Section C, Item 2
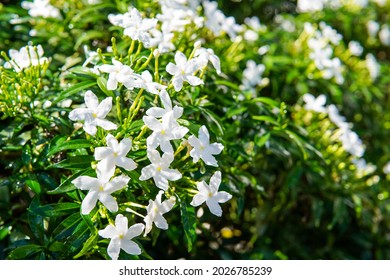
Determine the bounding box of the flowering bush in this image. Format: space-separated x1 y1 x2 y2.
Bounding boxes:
0 0 389 260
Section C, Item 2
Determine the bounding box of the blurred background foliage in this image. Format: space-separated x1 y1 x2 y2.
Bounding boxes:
0 0 390 260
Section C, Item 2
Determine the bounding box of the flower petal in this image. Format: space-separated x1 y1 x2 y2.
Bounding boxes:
98 224 116 239
166 62 179 75
175 51 187 66
154 213 168 230
96 97 113 118
198 126 210 145
72 176 100 191
69 108 91 121
81 191 99 214
118 138 132 155
161 169 182 181
106 74 118 91
94 147 113 161
209 171 222 192
143 116 162 131
190 193 207 207
99 194 118 212
185 75 203 87
84 90 99 110
214 191 232 203
95 119 118 131
126 223 145 239
153 174 169 190
107 237 121 260
116 157 137 171
105 175 130 193
83 121 97 136
105 134 118 150
200 152 218 167
139 165 155 181
206 197 223 217
115 214 128 233
121 240 142 255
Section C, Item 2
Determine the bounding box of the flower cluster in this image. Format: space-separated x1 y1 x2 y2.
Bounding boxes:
3 45 49 72
305 22 344 85
66 5 232 260
303 93 375 174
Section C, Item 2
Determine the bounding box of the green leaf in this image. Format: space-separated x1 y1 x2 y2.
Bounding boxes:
51 212 83 240
25 175 42 195
28 197 45 241
28 202 80 217
254 132 271 148
0 226 11 241
6 245 42 260
180 200 197 252
47 168 95 195
48 155 94 170
73 231 98 259
48 139 92 157
97 77 115 98
55 81 96 103
252 115 279 126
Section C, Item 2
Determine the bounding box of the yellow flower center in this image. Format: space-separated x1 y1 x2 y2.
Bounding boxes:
157 166 162 172
99 185 104 192
92 112 97 118
119 234 124 240
160 130 166 135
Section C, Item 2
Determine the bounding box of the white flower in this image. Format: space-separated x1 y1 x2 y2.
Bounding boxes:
379 24 390 46
98 214 144 260
72 172 130 215
69 90 117 136
188 125 224 167
166 51 203 92
297 0 324 13
339 129 365 158
99 59 142 91
145 89 183 119
94 134 137 178
108 8 158 47
4 45 49 72
194 47 221 75
303 93 327 113
366 53 380 81
143 191 176 236
139 70 167 95
242 60 266 89
327 104 348 130
322 57 344 85
21 0 62 19
190 171 232 217
348 41 363 56
367 20 380 38
143 111 188 154
139 149 182 191
383 162 390 174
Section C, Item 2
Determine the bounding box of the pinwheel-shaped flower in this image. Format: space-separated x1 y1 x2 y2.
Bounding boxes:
72 171 130 215
188 125 224 167
143 111 188 154
145 89 183 119
98 214 144 260
99 59 142 90
94 134 137 178
69 90 117 136
190 171 232 217
143 191 176 236
139 149 182 190
166 51 203 92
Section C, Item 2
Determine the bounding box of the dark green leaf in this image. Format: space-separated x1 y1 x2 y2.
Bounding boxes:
55 81 96 103
73 231 98 259
48 139 92 157
48 155 94 170
47 168 95 194
180 200 197 252
28 202 80 217
6 245 42 260
25 175 42 195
